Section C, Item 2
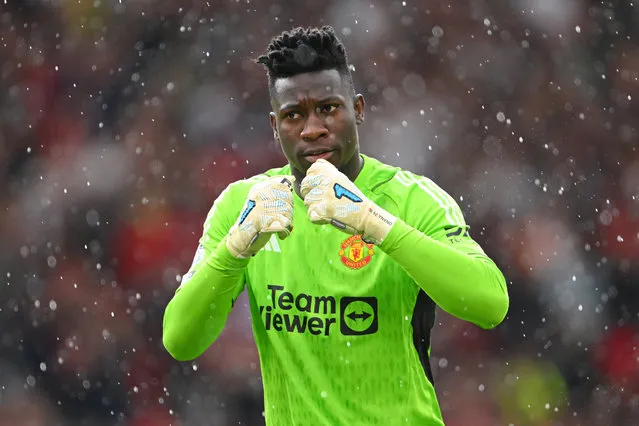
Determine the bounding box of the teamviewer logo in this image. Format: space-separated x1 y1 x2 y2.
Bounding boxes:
340 297 378 335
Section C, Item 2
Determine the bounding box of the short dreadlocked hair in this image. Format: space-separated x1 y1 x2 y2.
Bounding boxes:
256 26 355 96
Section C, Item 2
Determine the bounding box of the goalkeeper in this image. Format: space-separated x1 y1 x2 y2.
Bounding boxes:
163 26 509 426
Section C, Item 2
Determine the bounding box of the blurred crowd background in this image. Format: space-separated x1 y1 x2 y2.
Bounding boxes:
1 0 638 425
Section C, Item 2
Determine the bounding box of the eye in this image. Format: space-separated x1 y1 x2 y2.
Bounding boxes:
319 104 338 114
285 111 301 120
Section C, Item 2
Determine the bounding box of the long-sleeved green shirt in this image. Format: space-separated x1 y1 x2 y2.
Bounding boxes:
163 154 509 426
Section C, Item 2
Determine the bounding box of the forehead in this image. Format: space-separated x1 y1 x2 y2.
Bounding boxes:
272 69 348 104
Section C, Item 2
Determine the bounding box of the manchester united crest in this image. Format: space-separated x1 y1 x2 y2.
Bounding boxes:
339 235 375 269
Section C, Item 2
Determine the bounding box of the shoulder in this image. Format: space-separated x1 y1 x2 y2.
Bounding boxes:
366 155 444 205
370 158 465 227
389 169 452 204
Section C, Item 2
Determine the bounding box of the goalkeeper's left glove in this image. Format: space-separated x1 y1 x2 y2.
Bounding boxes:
300 159 397 245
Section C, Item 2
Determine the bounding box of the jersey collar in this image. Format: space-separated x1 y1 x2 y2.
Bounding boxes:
353 153 375 191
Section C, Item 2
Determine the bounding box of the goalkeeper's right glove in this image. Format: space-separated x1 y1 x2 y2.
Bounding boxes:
225 176 295 258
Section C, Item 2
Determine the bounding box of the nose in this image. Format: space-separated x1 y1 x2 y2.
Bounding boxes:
300 113 328 142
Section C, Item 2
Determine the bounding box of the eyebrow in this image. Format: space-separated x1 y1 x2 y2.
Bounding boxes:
279 95 345 112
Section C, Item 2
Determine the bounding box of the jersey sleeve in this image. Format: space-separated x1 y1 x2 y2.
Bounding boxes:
180 184 247 299
379 171 509 329
162 182 251 361
387 172 473 251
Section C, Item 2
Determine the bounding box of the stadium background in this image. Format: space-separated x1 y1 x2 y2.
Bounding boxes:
1 0 638 425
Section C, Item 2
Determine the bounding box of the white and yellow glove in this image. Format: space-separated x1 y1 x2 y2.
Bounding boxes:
300 159 397 245
226 176 295 258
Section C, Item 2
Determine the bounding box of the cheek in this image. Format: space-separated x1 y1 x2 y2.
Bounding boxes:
336 116 357 140
277 131 299 156
277 127 295 147
280 121 302 137
278 137 293 152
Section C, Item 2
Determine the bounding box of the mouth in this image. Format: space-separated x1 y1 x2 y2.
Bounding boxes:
302 149 336 163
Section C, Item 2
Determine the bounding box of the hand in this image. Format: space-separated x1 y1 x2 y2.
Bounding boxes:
226 176 295 258
300 159 396 245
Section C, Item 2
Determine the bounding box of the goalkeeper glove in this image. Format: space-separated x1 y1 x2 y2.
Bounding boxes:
226 176 295 258
300 159 397 245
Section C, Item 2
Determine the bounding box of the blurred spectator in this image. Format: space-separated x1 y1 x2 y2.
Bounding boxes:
0 1 637 425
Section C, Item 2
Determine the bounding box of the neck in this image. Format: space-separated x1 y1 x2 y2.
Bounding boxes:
340 150 364 182
292 151 364 198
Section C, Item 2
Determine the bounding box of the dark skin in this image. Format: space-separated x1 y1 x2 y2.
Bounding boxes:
268 69 365 198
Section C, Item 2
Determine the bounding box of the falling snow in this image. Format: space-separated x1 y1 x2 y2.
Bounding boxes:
0 1 637 426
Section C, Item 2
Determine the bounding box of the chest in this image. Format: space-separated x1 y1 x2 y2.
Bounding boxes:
245 195 407 307
246 193 422 342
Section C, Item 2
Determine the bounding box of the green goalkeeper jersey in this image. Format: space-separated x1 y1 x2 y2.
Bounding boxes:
163 154 509 425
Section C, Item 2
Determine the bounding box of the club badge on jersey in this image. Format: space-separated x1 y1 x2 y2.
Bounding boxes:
339 235 375 269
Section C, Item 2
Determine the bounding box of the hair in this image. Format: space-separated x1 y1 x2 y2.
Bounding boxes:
256 25 355 95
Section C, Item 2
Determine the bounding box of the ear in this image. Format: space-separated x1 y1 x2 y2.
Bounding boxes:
269 112 279 141
354 94 365 125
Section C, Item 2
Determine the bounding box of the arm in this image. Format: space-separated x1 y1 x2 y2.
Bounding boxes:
299 160 508 329
162 175 294 361
162 240 248 361
380 219 508 329
162 185 247 361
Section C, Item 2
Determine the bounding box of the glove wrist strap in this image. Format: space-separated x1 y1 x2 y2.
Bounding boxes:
362 204 397 245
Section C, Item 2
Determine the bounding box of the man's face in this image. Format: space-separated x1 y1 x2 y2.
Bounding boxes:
269 69 364 174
